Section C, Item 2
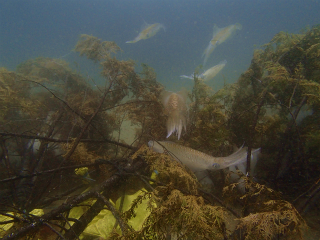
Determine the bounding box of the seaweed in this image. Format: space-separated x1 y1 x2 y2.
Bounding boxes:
1 26 320 239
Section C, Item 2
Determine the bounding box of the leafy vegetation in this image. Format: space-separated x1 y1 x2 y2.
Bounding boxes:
1 25 320 239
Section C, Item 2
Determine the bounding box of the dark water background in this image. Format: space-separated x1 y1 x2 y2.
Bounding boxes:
1 0 319 91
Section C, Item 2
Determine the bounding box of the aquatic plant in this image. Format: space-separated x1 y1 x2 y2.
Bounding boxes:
0 34 164 239
224 25 320 236
1 25 320 239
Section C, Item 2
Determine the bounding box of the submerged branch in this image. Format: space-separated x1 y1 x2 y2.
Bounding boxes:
0 159 110 183
246 88 268 175
63 82 113 162
0 132 136 150
95 192 129 235
1 157 146 240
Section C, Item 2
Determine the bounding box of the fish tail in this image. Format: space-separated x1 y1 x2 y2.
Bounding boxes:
235 23 242 30
219 59 227 65
156 23 166 32
126 35 141 43
222 147 260 169
126 39 138 43
180 75 193 79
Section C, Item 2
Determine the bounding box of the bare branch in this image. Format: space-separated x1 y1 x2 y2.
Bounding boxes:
95 192 129 235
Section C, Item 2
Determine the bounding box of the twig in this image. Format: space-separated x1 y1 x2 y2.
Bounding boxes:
294 176 320 214
288 80 298 109
0 132 136 150
43 222 66 239
246 88 268 175
59 214 80 240
0 139 13 178
63 197 105 240
274 96 307 179
0 160 106 183
95 192 129 235
62 81 114 163
1 157 146 240
116 113 127 157
21 80 85 120
102 100 160 111
39 183 87 209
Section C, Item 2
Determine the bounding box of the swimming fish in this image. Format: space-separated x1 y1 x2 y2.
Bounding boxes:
126 22 165 43
148 141 259 173
161 90 188 140
180 60 227 81
148 140 260 187
203 23 242 65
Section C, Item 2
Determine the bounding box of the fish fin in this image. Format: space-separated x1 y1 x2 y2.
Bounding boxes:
219 60 227 65
225 147 261 171
250 148 261 175
252 148 261 154
126 34 141 43
229 144 245 156
140 20 150 31
160 24 166 32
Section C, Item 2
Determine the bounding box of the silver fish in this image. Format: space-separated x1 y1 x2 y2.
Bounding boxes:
148 141 259 174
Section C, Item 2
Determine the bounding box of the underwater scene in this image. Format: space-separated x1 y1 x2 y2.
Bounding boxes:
1 0 320 239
